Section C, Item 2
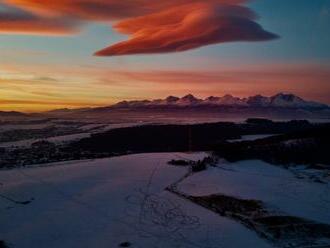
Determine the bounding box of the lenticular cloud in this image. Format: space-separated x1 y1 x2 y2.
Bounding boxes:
1 0 278 56
95 3 278 56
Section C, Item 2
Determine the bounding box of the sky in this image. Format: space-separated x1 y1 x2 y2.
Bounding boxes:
0 0 329 112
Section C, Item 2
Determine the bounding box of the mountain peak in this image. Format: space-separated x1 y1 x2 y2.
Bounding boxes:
205 96 220 102
223 94 234 99
270 93 307 107
165 96 180 102
272 93 299 100
182 94 198 100
246 94 270 107
178 94 202 105
105 93 328 110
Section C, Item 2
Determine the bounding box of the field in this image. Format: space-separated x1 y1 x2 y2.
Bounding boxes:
1 152 330 248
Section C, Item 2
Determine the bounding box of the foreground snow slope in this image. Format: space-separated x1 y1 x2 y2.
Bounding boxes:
0 153 271 248
178 160 330 225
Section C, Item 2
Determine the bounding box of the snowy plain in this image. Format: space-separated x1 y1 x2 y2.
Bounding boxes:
0 123 143 149
0 153 273 248
177 160 330 225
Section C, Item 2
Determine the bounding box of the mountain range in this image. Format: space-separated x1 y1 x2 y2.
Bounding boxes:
109 93 329 110
0 93 329 120
0 111 28 118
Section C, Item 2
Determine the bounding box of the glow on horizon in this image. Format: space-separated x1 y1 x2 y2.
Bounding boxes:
1 62 329 112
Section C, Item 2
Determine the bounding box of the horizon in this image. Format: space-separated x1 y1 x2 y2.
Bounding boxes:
0 0 330 112
1 91 328 114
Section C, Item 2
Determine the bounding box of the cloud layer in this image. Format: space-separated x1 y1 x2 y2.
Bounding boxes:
95 3 277 56
0 3 79 34
1 0 278 55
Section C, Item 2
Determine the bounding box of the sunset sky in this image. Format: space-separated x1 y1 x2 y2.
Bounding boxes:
0 0 329 112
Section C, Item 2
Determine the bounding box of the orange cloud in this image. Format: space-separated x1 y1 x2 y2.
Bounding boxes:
95 3 277 56
0 4 79 35
1 0 278 55
4 0 246 19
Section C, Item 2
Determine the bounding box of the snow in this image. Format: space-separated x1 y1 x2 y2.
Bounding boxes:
209 94 247 106
177 160 330 225
0 123 144 148
269 93 327 108
112 93 328 109
0 133 91 148
227 134 276 142
0 123 52 132
78 124 106 131
0 153 272 248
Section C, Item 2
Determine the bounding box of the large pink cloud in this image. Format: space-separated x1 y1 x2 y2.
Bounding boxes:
1 0 278 55
95 3 278 56
4 0 246 19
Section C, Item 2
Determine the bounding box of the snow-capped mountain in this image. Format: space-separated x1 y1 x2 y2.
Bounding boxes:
268 93 327 108
203 95 246 106
111 93 329 110
246 95 271 107
43 93 329 121
165 96 180 104
176 94 202 106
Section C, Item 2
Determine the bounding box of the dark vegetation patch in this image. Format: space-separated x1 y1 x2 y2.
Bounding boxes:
74 122 241 153
168 156 218 172
167 189 330 248
1 119 328 168
0 241 8 248
118 242 131 247
73 120 314 153
191 194 264 216
214 124 330 165
168 159 191 166
191 160 208 173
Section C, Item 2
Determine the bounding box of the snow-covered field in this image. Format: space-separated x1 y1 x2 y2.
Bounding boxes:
0 123 143 148
2 153 329 248
177 160 330 225
0 133 91 149
0 153 272 248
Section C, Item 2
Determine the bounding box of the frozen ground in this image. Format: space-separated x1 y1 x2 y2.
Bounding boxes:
177 160 330 225
0 123 143 149
0 153 272 248
227 134 276 142
0 133 91 149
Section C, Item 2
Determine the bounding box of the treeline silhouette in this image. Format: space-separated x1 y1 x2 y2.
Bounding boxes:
2 119 329 168
73 120 317 154
214 123 330 165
